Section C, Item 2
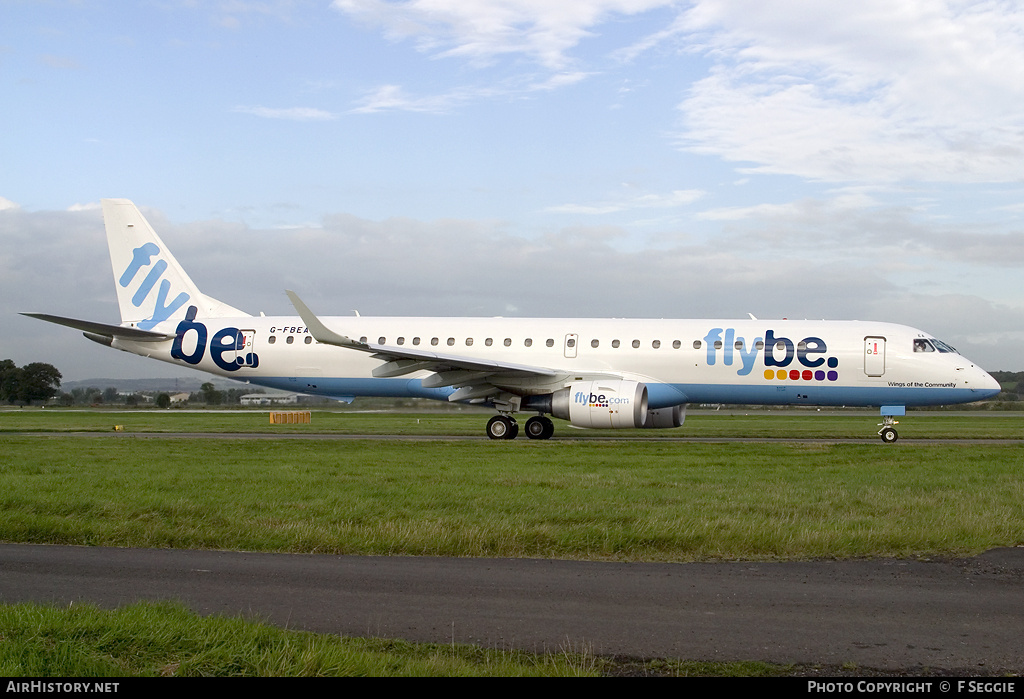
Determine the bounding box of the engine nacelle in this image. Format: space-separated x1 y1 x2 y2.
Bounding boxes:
550 380 648 429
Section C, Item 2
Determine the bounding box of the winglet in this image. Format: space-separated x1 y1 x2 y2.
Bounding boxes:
286 290 368 349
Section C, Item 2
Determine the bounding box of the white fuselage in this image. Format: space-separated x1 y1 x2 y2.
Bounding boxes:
113 314 1000 409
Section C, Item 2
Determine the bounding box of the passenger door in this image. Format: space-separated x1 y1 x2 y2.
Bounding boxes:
864 336 886 377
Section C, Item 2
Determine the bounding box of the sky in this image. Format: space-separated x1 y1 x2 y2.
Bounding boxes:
2 0 1024 381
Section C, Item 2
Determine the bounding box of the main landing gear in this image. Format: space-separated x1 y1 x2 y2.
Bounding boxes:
486 414 554 440
877 416 899 443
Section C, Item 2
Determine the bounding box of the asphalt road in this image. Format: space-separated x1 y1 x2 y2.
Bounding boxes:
2 544 1022 673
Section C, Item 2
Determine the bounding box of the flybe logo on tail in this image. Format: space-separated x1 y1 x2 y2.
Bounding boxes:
703 328 840 382
171 307 259 372
119 243 190 330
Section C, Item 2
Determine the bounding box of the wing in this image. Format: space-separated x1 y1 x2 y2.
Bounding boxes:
286 290 607 403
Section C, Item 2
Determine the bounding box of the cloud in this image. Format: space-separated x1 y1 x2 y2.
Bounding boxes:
39 54 81 70
68 202 101 212
349 71 594 113
233 105 338 121
349 84 472 114
670 0 1024 184
547 188 705 215
332 0 675 69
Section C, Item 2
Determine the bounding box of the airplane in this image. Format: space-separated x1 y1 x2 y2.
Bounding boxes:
24 199 1002 443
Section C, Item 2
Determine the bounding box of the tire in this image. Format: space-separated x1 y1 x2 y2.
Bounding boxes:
525 416 554 440
880 427 898 443
487 415 518 440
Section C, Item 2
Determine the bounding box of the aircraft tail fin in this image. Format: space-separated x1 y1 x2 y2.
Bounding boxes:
102 199 249 329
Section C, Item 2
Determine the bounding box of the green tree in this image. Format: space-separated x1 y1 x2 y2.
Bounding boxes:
156 393 171 409
0 359 19 403
17 362 62 404
200 382 223 405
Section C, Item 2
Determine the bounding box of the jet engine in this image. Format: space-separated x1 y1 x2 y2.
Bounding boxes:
549 380 649 429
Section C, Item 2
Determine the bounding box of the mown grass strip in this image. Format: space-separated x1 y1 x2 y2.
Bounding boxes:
0 601 600 677
2 436 1021 560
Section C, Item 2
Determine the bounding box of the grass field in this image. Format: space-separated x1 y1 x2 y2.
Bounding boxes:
2 409 1021 676
0 601 790 677
1 409 1022 560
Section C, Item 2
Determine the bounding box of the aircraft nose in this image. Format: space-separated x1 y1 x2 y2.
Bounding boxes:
974 368 1002 397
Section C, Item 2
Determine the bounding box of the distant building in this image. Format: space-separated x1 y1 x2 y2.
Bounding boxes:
240 393 300 406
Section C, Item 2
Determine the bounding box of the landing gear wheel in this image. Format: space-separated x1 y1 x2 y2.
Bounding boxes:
486 415 519 440
525 416 555 440
877 415 900 444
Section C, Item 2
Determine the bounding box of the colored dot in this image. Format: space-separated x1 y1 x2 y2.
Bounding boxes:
815 370 825 381
827 371 838 381
764 370 775 380
777 370 787 380
789 369 800 380
827 357 838 368
802 370 812 380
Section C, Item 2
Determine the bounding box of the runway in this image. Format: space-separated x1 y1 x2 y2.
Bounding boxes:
2 543 1023 673
11 430 1024 445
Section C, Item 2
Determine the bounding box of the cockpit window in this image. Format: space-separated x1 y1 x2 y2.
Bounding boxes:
930 338 958 354
916 338 958 353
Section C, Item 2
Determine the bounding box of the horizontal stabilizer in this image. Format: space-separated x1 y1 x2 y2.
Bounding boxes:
20 313 174 342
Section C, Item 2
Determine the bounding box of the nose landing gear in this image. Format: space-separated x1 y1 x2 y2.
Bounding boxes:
878 417 899 443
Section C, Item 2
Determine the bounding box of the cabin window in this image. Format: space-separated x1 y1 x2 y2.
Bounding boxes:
546 338 554 347
672 340 681 349
447 337 455 346
268 336 276 344
466 338 474 346
714 341 722 349
524 338 533 347
412 337 420 345
504 338 512 347
735 341 743 350
378 336 386 345
776 341 786 351
485 338 493 346
287 336 295 344
632 339 640 348
304 336 312 344
797 341 807 351
652 340 661 349
755 340 764 350
612 339 620 348
591 339 599 348
693 340 701 349
431 337 439 346
360 336 367 344
397 337 405 345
